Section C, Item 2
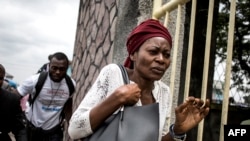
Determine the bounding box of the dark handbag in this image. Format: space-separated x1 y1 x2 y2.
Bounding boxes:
84 64 159 141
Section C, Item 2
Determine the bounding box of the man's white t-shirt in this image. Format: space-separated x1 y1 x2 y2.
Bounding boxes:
18 73 75 130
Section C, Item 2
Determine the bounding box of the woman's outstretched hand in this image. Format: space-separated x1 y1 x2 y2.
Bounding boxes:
173 96 210 134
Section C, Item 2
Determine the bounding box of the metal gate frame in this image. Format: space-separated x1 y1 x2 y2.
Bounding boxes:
152 0 236 141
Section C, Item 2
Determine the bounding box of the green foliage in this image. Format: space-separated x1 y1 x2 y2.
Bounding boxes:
216 0 250 93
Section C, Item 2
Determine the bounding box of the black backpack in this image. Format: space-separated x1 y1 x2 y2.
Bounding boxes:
29 71 75 123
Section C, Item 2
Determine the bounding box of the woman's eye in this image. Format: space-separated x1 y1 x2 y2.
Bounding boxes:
164 53 170 58
149 50 158 54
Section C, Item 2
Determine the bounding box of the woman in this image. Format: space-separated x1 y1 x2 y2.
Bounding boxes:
68 19 210 141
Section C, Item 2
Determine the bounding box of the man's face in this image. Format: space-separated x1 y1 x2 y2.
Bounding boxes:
49 57 68 82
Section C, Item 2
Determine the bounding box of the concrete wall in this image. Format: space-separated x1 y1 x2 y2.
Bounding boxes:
71 0 119 107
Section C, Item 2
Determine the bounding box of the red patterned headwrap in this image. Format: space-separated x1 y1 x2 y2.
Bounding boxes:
124 19 172 69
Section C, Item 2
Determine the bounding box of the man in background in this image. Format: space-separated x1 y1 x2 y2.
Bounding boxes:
16 52 75 141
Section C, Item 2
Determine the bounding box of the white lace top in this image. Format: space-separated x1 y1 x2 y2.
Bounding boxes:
68 63 172 140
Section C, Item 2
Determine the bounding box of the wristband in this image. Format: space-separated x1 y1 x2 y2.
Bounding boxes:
169 124 187 141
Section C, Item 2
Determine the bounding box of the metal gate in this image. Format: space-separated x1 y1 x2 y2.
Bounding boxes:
152 0 238 141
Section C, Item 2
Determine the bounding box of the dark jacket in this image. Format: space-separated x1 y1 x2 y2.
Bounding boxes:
0 88 26 141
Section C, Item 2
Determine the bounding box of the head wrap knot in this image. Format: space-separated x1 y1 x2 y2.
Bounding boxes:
124 19 172 68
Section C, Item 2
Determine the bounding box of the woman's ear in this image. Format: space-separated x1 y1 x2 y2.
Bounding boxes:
130 51 139 61
130 54 135 61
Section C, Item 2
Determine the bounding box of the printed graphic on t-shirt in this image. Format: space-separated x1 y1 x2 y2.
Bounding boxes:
38 83 69 112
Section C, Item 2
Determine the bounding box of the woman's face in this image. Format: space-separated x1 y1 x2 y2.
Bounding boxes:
131 37 171 81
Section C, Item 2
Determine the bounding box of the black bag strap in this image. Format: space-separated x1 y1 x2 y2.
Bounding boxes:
60 75 75 124
64 74 75 96
117 64 129 84
117 64 130 120
30 71 48 106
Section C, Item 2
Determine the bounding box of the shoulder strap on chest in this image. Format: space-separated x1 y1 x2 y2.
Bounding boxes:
64 74 75 96
30 71 48 106
59 75 75 124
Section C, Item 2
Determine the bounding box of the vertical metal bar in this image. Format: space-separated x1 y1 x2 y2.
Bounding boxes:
184 0 197 100
168 4 182 127
219 0 236 141
198 0 214 140
164 12 170 27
